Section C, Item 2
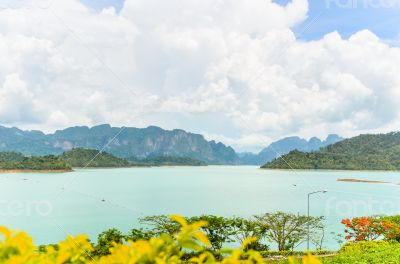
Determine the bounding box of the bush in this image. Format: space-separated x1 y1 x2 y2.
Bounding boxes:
339 240 391 253
323 241 400 264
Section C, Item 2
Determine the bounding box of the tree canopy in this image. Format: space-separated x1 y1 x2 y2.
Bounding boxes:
262 132 400 170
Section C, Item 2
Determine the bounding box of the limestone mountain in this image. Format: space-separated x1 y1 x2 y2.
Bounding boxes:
0 124 239 165
239 134 343 165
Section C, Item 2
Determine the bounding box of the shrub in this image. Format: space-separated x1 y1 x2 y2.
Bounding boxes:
339 240 391 253
324 241 400 264
381 215 400 241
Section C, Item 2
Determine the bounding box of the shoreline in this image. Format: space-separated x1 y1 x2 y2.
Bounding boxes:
73 165 207 169
0 169 73 173
260 168 400 172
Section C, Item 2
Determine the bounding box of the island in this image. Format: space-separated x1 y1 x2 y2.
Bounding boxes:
0 152 72 172
261 132 400 170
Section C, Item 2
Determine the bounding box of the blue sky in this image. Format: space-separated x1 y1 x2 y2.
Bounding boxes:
81 0 400 43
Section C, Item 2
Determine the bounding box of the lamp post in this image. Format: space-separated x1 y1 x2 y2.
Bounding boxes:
307 190 327 251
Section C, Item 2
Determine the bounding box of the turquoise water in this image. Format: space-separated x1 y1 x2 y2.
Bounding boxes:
1 166 400 249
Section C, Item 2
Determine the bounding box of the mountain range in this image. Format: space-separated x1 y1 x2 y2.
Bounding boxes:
238 134 343 165
0 124 343 165
0 125 238 164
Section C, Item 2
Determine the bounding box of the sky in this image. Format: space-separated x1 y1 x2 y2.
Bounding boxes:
0 0 399 152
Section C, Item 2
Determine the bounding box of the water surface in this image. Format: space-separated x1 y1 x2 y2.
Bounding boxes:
1 166 400 249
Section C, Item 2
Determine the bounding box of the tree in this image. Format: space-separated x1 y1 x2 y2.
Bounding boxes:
341 216 398 242
255 212 323 251
188 215 235 251
93 228 125 256
125 228 154 242
230 217 269 251
310 224 326 250
139 215 181 236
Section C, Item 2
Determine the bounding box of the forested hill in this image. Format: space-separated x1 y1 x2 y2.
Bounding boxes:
61 148 130 168
261 132 400 170
0 152 71 171
62 148 207 167
0 149 207 170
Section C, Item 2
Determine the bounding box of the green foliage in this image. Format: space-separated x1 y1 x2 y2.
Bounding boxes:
140 213 323 252
129 155 207 166
380 215 400 242
0 216 267 263
93 228 125 256
139 215 182 236
0 148 208 170
0 153 70 170
322 241 400 263
31 214 400 263
61 148 130 168
189 215 236 251
339 240 390 253
124 228 154 242
0 152 25 162
139 215 269 251
255 212 324 251
262 132 400 170
230 217 269 251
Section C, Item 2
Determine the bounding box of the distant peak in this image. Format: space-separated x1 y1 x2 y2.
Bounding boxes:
325 134 343 143
146 125 163 131
91 124 112 129
308 137 322 143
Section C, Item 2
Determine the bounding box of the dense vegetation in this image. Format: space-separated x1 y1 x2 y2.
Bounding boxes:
62 148 207 167
3 214 400 263
129 155 207 166
262 132 400 170
61 148 130 168
0 148 208 170
0 214 325 264
0 152 70 170
320 241 400 264
85 212 324 257
303 215 400 263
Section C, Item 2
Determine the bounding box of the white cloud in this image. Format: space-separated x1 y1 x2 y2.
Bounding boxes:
0 0 399 151
0 73 43 123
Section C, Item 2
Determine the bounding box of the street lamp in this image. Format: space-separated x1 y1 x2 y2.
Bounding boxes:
307 190 327 251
